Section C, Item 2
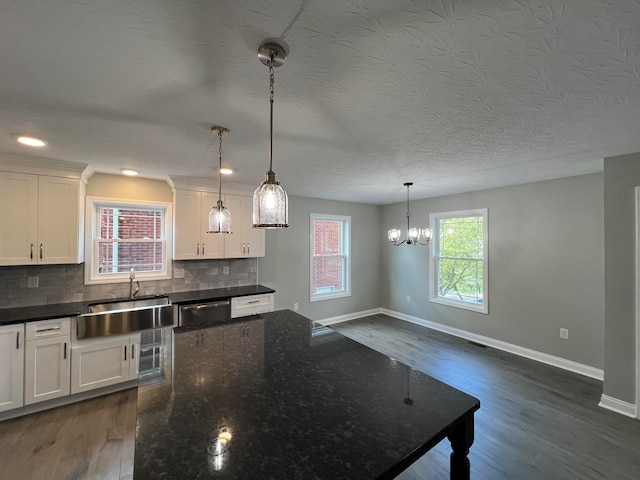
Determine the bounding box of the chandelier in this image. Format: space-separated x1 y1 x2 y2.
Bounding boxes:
388 182 431 246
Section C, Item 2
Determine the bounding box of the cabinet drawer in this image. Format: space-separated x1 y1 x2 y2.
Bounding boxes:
26 318 71 341
231 294 274 318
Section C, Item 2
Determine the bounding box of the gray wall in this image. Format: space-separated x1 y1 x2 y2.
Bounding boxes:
381 174 605 369
603 153 640 403
258 195 381 321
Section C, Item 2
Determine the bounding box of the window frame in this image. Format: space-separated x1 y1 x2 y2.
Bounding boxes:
84 196 173 285
429 208 488 314
309 213 351 302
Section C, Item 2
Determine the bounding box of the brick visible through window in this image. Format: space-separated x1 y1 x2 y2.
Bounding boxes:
310 214 350 301
98 207 164 273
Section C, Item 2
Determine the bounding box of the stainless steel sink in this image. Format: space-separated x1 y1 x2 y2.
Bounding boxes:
77 295 174 339
86 295 170 314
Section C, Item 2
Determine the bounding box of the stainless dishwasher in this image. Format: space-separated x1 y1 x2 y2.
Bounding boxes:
178 299 231 326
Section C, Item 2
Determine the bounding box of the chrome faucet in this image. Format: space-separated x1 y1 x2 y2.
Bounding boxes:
129 268 140 299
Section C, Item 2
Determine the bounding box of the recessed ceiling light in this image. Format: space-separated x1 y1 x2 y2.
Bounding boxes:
121 169 138 176
15 135 47 147
219 167 234 175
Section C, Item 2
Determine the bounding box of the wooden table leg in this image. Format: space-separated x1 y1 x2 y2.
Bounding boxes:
447 413 474 480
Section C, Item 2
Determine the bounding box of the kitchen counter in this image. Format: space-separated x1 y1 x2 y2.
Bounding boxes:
168 284 274 305
0 284 275 326
134 309 480 479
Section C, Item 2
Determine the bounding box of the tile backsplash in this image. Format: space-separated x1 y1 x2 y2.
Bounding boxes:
0 259 258 309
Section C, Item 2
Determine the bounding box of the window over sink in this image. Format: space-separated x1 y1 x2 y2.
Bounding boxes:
310 213 351 302
85 197 172 284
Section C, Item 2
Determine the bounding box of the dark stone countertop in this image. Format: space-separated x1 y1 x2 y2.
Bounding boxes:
134 309 480 480
168 284 274 305
0 284 275 326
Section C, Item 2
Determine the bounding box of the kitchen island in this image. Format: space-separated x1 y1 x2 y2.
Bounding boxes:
134 310 480 479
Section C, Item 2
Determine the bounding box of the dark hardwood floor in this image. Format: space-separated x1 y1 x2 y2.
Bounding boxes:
1 313 639 479
332 314 640 480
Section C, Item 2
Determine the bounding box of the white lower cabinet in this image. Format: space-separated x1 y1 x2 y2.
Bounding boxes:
71 334 139 394
0 323 25 413
231 293 275 318
25 337 70 404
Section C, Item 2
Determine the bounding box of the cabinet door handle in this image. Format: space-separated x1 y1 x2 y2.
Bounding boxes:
201 332 205 346
30 243 34 260
248 300 260 304
131 344 135 359
246 326 249 337
16 331 20 349
63 342 67 360
247 243 250 255
37 326 61 333
197 243 200 256
124 345 127 361
40 243 43 260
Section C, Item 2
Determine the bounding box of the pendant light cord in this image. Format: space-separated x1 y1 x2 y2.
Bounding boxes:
269 56 275 174
406 184 411 233
217 131 223 203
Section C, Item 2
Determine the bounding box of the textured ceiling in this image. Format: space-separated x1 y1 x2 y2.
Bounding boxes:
1 0 639 204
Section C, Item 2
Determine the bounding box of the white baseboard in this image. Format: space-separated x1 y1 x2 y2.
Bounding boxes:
316 308 383 326
381 308 604 381
318 307 604 381
599 394 637 418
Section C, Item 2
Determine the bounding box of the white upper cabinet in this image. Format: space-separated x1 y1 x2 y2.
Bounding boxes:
173 189 224 260
0 172 83 265
223 194 265 258
173 188 264 260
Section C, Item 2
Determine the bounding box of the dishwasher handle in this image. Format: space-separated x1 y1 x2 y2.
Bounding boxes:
181 300 230 312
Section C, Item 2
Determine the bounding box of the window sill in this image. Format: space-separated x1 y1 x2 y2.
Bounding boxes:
310 291 351 303
429 296 488 314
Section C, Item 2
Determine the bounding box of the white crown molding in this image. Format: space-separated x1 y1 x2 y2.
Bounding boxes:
0 152 90 180
599 394 637 418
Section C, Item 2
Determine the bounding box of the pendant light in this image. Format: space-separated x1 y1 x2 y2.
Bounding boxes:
208 126 232 234
252 40 289 229
388 183 431 246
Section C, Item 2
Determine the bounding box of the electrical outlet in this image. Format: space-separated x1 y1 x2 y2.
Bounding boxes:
27 276 39 288
560 328 569 340
407 296 411 303
223 266 229 275
293 302 299 311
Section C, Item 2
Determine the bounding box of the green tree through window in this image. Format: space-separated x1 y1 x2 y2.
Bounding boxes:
431 209 488 313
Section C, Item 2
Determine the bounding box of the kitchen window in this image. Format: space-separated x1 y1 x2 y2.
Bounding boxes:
430 208 488 314
310 214 351 302
85 197 172 284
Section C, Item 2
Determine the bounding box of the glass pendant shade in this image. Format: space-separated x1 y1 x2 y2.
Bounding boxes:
208 200 232 234
253 172 288 228
408 227 420 243
422 228 432 242
388 229 401 244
